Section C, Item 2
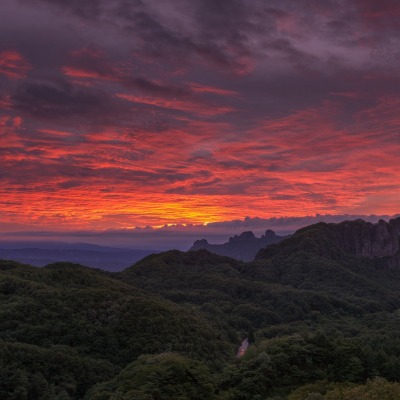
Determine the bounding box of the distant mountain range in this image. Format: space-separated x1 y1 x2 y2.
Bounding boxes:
4 217 400 271
0 241 159 271
189 229 289 261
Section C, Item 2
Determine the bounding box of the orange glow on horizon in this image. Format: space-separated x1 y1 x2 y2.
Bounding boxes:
2 94 400 231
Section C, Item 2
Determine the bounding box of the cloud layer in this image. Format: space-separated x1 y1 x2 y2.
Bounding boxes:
1 0 400 234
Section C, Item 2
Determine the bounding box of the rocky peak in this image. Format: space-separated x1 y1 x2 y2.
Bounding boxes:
263 229 276 239
229 231 256 243
191 239 209 249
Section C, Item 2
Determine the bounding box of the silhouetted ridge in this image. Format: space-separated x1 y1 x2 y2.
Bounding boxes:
123 249 242 285
190 229 288 261
256 217 400 268
230 231 256 241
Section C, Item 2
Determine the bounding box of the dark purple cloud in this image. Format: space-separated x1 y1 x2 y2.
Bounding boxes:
12 79 110 119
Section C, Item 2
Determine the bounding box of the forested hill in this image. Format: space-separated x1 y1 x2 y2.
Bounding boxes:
257 217 400 267
2 218 400 399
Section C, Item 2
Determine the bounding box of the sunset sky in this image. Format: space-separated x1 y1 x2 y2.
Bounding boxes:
1 0 400 245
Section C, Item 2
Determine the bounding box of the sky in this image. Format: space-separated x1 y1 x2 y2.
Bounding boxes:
1 0 400 247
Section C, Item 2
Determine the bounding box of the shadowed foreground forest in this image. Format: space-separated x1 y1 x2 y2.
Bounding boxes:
2 219 400 399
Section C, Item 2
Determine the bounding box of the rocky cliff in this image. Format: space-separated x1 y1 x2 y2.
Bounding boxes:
256 217 400 268
337 218 400 261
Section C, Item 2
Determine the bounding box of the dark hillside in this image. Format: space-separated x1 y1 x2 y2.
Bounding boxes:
0 260 233 398
257 218 400 267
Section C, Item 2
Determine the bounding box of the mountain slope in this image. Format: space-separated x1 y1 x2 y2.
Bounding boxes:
243 218 400 311
256 218 400 267
0 260 233 399
120 246 400 334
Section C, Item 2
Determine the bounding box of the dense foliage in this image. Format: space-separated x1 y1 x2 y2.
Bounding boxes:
2 220 400 399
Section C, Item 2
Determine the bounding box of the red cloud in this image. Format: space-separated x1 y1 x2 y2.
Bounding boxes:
61 66 114 81
189 83 239 97
117 93 236 116
0 50 31 79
